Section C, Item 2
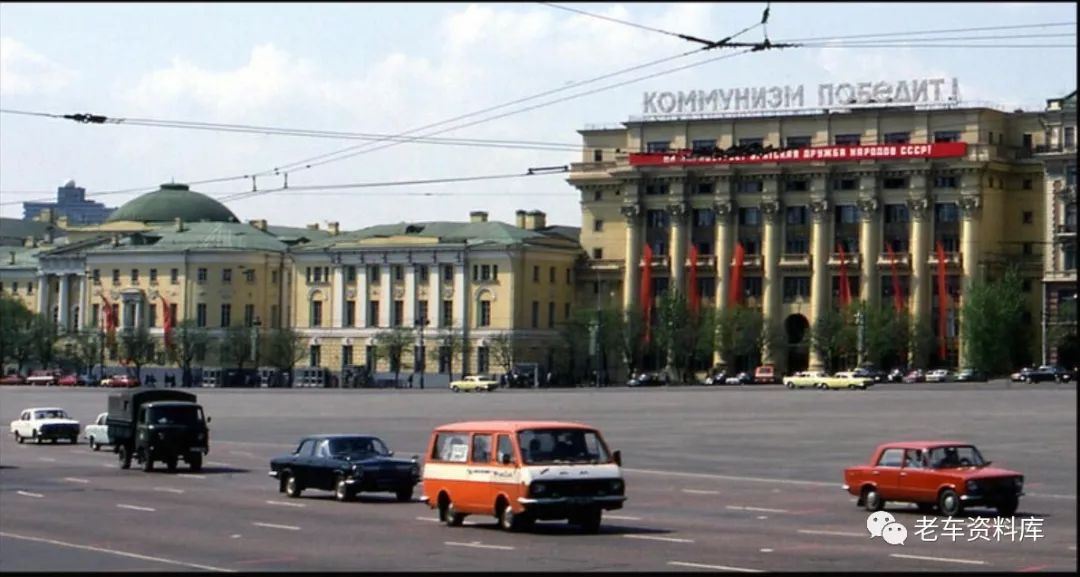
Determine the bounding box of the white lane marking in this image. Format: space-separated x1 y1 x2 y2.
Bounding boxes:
230 534 242 539
153 487 185 494
756 516 768 520
605 514 643 521
228 450 259 458
445 541 515 551
726 506 788 513
265 500 305 508
624 535 695 544
798 529 864 538
63 477 90 484
889 553 987 566
0 532 235 573
627 467 836 488
668 561 764 573
1027 492 1076 500
177 474 206 479
16 491 44 498
116 504 156 512
252 522 301 531
759 548 773 553
38 457 56 462
681 489 720 495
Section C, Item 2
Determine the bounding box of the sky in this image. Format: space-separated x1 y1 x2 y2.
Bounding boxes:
0 2 1076 230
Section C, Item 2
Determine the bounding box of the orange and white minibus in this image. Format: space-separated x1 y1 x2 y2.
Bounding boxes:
421 420 626 533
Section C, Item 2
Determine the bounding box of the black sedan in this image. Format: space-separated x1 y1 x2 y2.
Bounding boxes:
269 434 421 502
955 368 989 382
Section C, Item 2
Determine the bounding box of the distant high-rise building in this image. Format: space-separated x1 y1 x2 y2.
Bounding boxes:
22 180 115 225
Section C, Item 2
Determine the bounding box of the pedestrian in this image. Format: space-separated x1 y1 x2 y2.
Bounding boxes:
407 374 414 389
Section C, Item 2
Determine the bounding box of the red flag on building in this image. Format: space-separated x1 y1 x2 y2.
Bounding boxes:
161 296 174 351
886 243 904 313
640 243 653 344
728 242 745 307
100 295 116 347
936 240 949 361
838 243 852 307
687 243 700 315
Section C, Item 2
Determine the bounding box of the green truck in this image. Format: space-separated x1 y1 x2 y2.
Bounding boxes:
106 388 211 472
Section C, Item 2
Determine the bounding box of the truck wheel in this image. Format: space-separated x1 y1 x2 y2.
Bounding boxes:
118 446 132 469
142 456 154 472
90 438 101 451
938 489 962 517
188 454 202 472
14 431 23 444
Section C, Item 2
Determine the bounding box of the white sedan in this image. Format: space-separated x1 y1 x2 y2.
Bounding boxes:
10 407 81 444
925 369 954 383
83 412 112 451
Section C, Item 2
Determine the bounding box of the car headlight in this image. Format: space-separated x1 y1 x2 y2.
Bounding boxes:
965 480 980 493
531 482 547 496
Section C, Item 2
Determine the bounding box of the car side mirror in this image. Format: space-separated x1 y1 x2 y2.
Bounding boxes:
206 416 212 424
613 450 622 466
500 453 512 465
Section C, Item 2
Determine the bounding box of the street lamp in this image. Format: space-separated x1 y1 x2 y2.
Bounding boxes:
415 315 429 390
854 310 866 367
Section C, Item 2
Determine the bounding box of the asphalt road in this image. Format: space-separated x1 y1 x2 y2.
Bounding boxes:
0 381 1076 573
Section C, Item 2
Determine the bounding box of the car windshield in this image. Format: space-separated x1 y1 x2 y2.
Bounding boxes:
148 406 202 425
517 428 611 465
928 445 986 468
329 436 389 457
35 410 68 419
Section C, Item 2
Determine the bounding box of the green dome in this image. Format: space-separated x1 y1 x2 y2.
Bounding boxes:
107 184 238 223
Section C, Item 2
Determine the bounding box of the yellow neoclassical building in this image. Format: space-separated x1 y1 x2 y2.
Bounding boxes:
569 103 1049 373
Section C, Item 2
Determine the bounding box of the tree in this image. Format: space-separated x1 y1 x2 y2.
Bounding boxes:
489 332 516 376
859 303 909 370
260 327 308 387
57 331 102 376
653 292 715 383
715 305 770 372
811 306 856 373
555 311 590 384
119 326 157 382
373 327 414 387
0 293 35 374
1050 297 1079 369
908 316 937 370
170 320 209 388
961 267 1027 374
614 308 647 380
221 325 254 374
29 314 59 371
436 328 468 380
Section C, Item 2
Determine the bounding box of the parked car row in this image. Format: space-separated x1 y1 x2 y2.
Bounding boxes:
0 371 138 387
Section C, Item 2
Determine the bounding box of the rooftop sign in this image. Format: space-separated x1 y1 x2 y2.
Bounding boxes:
628 142 969 167
642 78 960 116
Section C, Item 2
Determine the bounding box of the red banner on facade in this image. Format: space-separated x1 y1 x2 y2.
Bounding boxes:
162 296 174 351
640 243 653 344
728 242 745 307
629 142 968 167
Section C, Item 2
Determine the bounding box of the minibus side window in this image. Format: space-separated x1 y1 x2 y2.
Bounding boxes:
496 434 515 465
471 434 492 464
433 432 470 462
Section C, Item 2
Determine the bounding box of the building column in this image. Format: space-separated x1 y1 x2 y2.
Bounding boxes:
454 263 469 374
858 198 881 308
404 265 417 328
357 266 369 327
380 265 393 327
332 266 345 328
77 276 87 330
58 274 71 332
621 204 642 312
37 274 49 316
909 197 932 365
668 187 688 294
430 262 442 325
714 201 735 315
133 299 142 329
809 199 831 371
761 199 782 367
958 195 982 368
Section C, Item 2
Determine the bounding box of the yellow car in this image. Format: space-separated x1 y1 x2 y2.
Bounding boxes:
783 371 829 389
448 375 499 393
821 371 874 390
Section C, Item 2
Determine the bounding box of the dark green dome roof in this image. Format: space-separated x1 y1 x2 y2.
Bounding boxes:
107 184 238 223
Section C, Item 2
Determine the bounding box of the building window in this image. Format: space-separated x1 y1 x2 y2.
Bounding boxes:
935 203 959 223
932 176 958 189
883 132 910 144
593 248 603 259
785 180 809 192
418 265 429 284
566 268 572 285
696 182 714 196
442 300 453 327
646 209 669 228
739 207 761 226
148 305 157 328
369 265 381 283
934 131 961 143
786 206 808 226
884 204 910 224
220 304 232 327
783 277 811 302
368 301 380 327
92 269 100 284
244 304 255 327
91 304 99 327
1022 179 1033 190
548 302 556 328
786 136 812 149
593 219 604 232
646 141 670 153
479 301 491 327
564 302 571 320
651 241 668 256
130 269 140 283
342 345 354 367
197 268 207 282
738 137 764 147
477 347 490 374
532 265 540 282
644 182 669 196
549 267 555 283
697 241 713 255
691 139 715 153
531 301 539 328
149 269 157 284
832 178 857 191
785 238 809 254
836 205 859 225
346 265 357 282
310 345 321 368
393 300 404 327
310 301 322 328
244 269 255 283
1023 242 1033 256
593 189 602 201
171 268 179 284
417 300 428 324
884 177 909 189
742 277 763 299
271 270 278 285
593 149 603 162
1023 211 1034 224
196 303 207 327
223 268 232 283
443 265 454 283
171 304 179 328
113 269 121 284
394 265 404 282
693 208 715 227
345 300 356 327
835 134 861 146
736 180 764 194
